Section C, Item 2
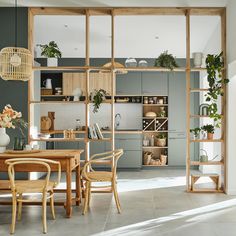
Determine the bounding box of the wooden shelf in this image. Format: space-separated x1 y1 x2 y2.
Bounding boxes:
190 67 207 71
30 101 85 104
30 138 84 142
142 165 168 167
190 114 223 118
188 189 224 193
33 66 111 71
41 95 72 97
190 139 223 143
190 88 208 92
123 67 186 72
88 138 112 142
40 130 85 134
143 117 168 119
143 130 168 133
143 104 168 106
190 161 224 166
143 146 168 149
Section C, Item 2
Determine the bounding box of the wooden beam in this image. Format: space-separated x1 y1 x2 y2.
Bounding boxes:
30 7 86 15
186 9 191 192
85 10 90 67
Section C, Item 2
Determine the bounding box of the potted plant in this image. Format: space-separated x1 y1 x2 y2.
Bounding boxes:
156 133 166 147
91 89 107 113
201 124 215 140
190 127 201 140
37 41 62 67
154 50 178 70
0 105 27 153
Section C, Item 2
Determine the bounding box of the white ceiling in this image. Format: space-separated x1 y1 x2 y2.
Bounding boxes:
0 0 228 7
34 15 221 58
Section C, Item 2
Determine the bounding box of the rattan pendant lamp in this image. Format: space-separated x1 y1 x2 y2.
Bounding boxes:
0 0 32 81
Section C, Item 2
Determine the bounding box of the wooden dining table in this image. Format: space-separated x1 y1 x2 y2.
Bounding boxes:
0 149 84 218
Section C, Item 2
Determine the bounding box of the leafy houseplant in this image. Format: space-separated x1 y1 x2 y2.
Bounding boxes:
205 52 229 127
155 51 178 70
201 124 215 140
190 127 201 140
91 89 107 113
156 133 166 147
37 41 62 67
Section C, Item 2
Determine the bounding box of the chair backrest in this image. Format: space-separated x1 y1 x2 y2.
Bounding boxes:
5 158 61 192
82 149 123 180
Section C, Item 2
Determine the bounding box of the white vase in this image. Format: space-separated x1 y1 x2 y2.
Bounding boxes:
192 52 203 68
47 58 58 67
0 128 10 153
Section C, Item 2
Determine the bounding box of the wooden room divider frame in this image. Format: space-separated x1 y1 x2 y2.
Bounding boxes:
28 7 227 193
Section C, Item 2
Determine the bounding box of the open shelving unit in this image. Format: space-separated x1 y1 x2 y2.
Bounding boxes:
28 7 227 191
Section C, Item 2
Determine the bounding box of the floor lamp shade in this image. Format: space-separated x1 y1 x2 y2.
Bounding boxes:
0 47 32 81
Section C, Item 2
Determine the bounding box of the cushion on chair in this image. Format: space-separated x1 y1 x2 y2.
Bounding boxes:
83 171 113 182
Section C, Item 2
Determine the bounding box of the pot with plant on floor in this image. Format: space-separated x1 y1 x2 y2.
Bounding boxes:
156 133 167 147
154 50 178 71
91 89 108 113
201 124 215 140
37 41 62 67
190 127 201 140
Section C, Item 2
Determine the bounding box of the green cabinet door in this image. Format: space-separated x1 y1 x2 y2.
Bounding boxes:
141 72 168 95
116 72 141 95
168 138 186 166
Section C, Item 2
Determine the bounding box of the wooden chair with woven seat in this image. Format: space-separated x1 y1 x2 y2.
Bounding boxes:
5 158 61 234
81 149 123 215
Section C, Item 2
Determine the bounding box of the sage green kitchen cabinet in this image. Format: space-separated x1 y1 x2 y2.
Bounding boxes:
116 72 142 95
141 72 168 95
168 138 186 166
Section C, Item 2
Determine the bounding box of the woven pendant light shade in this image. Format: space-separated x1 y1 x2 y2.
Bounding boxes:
0 47 32 81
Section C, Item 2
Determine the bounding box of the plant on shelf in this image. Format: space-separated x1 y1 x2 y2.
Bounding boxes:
154 50 178 70
205 52 229 127
156 133 167 147
201 124 215 140
91 89 108 113
190 127 201 140
37 41 62 67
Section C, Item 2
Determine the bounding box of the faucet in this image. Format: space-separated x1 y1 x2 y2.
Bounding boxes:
115 113 121 129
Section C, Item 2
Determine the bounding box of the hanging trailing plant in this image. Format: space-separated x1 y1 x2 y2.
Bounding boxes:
91 89 107 113
154 50 178 70
205 52 229 127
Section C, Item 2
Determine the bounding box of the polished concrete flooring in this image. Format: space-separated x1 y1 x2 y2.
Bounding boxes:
0 169 236 236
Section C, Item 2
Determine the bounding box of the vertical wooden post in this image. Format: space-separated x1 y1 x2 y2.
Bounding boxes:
85 10 90 161
186 9 191 192
221 8 227 192
111 10 115 151
28 8 34 144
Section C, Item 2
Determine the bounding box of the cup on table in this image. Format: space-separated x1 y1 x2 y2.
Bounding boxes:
33 144 40 150
24 144 32 151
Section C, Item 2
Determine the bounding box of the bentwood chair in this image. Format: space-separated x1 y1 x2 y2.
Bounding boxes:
5 158 61 234
81 149 123 215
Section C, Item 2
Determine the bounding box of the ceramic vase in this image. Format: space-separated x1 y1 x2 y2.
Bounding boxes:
47 58 58 67
0 128 10 153
192 52 203 68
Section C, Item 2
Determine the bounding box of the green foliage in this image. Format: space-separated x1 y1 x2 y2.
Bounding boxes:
12 118 28 137
156 133 166 139
190 127 201 136
205 52 229 127
91 89 107 113
37 41 62 58
201 124 215 134
155 50 178 70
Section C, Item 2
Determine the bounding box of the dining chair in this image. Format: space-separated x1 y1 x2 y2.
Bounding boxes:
5 158 61 234
81 149 123 215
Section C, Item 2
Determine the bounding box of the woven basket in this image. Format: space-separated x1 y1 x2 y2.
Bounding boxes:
0 47 32 81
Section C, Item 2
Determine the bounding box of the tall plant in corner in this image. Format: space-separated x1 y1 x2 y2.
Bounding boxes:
205 52 229 127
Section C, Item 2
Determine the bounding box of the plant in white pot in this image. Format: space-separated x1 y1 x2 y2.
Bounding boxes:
0 105 27 153
37 41 62 67
156 133 167 147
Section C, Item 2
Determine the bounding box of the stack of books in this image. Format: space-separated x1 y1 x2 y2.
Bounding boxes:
88 123 104 139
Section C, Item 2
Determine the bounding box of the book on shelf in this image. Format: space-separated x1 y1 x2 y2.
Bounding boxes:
94 123 104 139
91 126 98 139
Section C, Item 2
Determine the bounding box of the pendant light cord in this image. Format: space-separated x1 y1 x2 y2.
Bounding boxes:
15 0 17 47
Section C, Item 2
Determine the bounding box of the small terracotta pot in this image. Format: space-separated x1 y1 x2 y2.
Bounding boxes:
207 132 214 140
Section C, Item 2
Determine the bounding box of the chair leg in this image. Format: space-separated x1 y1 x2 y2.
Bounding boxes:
82 182 89 215
50 191 56 220
81 178 85 199
113 181 121 214
88 182 91 207
17 193 23 221
42 192 47 234
10 192 17 234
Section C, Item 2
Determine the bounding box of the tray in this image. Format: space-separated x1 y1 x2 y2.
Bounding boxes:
5 150 41 154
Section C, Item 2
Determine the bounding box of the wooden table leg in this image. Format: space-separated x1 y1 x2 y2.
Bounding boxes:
75 164 81 206
66 160 72 218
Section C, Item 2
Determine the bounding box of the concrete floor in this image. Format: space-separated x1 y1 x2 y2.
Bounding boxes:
0 169 236 236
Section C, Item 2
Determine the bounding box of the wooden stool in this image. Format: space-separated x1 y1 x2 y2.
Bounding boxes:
191 174 220 191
